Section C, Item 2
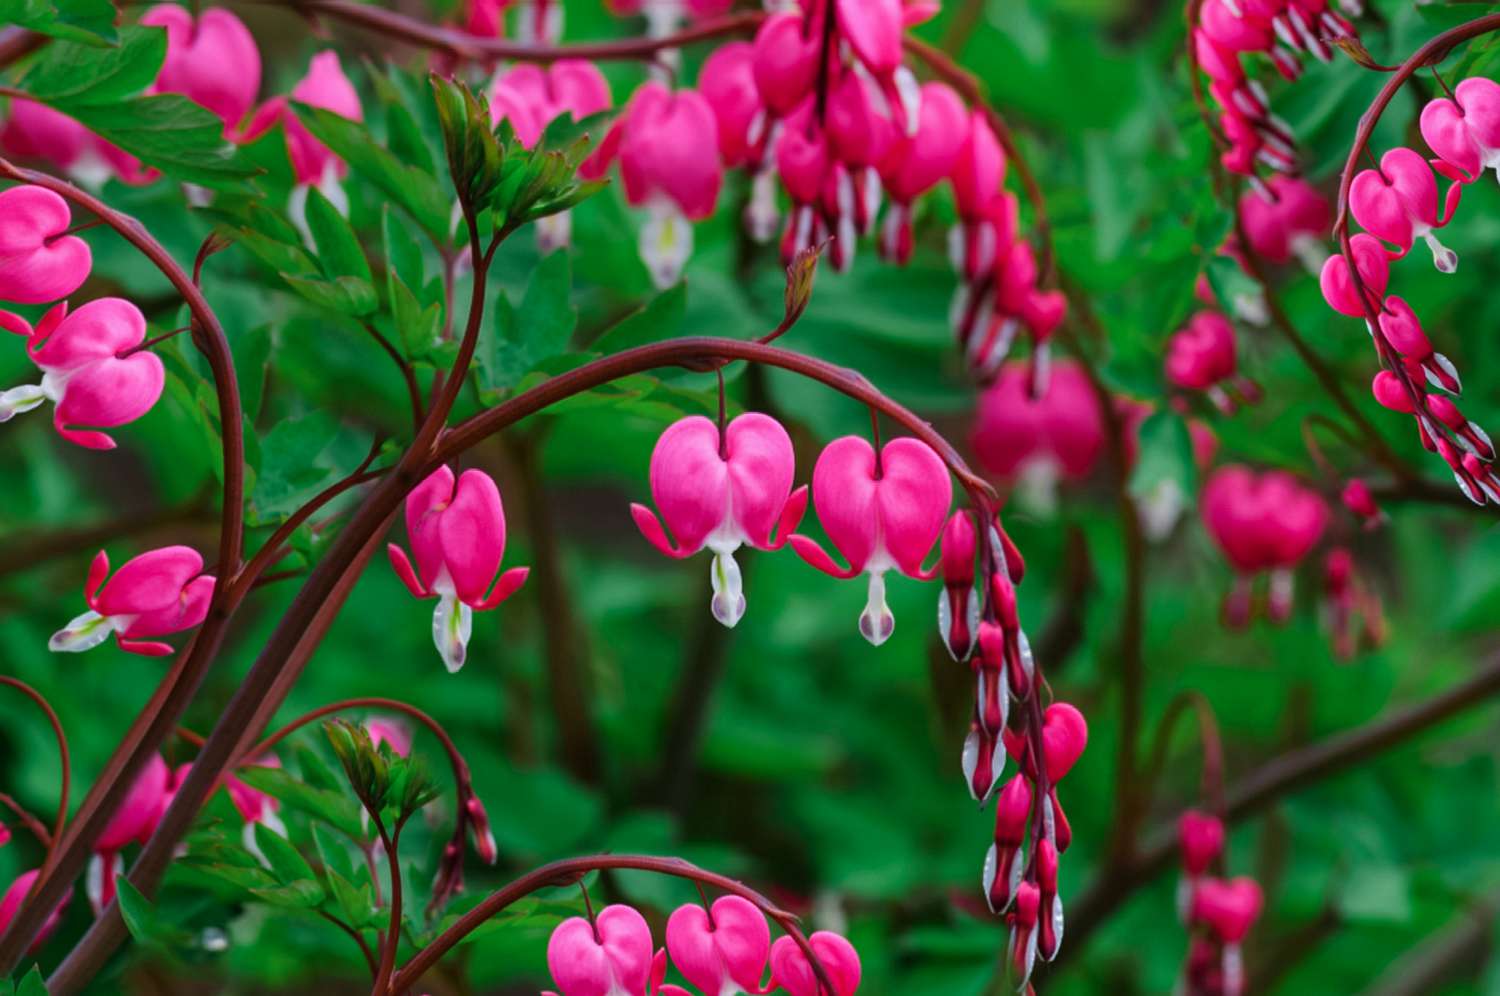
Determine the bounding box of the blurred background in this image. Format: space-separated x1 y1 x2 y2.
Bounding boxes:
4 0 1500 992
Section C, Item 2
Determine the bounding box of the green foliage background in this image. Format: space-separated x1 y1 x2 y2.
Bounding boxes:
4 0 1500 992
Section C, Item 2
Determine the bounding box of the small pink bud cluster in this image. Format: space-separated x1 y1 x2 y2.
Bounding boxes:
969 360 1106 505
1195 0 1359 178
1165 311 1261 414
430 790 500 912
1321 97 1499 502
939 497 1084 984
1175 810 1263 996
1 6 261 187
387 465 531 673
542 895 862 996
1322 547 1385 661
48 546 216 657
1201 465 1328 627
0 185 169 449
634 412 954 646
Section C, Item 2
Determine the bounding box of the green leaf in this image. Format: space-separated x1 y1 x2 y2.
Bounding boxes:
1126 410 1196 508
312 823 356 882
115 878 193 950
20 26 163 105
326 868 381 929
305 188 374 284
254 824 320 890
234 763 365 839
247 411 343 523
296 103 453 242
387 102 436 176
391 274 444 359
0 0 117 43
249 880 326 909
65 95 257 187
13 966 47 996
476 250 576 393
281 273 379 317
592 282 687 354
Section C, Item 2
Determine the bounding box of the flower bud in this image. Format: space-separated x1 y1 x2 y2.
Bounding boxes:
465 795 498 865
1178 809 1225 877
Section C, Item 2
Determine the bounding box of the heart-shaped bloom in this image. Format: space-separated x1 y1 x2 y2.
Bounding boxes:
1349 146 1460 271
0 870 70 953
701 42 766 170
0 185 92 304
1376 295 1461 394
1191 877 1263 944
1165 311 1237 393
665 895 770 996
243 51 363 189
1201 465 1327 624
631 413 806 628
790 436 952 645
1318 233 1389 319
1238 175 1329 270
49 546 216 656
491 60 611 148
547 904 658 996
768 932 861 996
1178 810 1225 878
971 360 1105 504
1420 76 1500 184
751 12 821 117
0 298 164 449
1002 702 1088 784
878 82 969 263
387 466 530 673
87 753 172 913
140 5 262 133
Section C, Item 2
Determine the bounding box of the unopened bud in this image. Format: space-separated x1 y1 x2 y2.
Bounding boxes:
466 795 498 865
1177 809 1224 877
1340 478 1382 528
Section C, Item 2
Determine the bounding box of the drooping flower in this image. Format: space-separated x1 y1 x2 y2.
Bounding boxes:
1189 877 1263 996
1420 76 1500 185
139 5 262 134
877 82 969 264
1238 175 1329 271
1376 295 1461 394
87 753 172 913
0 870 70 953
1001 701 1087 853
388 466 530 672
1165 311 1260 413
768 931 862 996
631 413 806 628
790 435 952 646
665 895 770 996
1176 809 1225 922
49 546 215 656
1340 478 1383 530
937 509 979 661
1349 146 1460 272
1318 232 1389 320
1200 465 1328 625
546 904 660 996
585 81 722 288
0 298 164 448
0 185 92 305
970 360 1105 508
983 774 1032 911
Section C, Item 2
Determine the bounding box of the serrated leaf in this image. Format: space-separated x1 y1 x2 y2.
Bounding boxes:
475 250 576 392
20 25 163 105
305 188 373 284
296 103 453 242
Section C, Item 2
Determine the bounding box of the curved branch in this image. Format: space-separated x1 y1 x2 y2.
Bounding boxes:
388 854 837 995
0 677 69 856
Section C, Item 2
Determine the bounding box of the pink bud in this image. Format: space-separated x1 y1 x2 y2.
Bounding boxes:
769 932 862 996
547 904 655 996
666 895 770 996
0 186 92 304
1177 810 1225 877
0 823 9 848
387 466 529 672
994 774 1033 847
1191 877 1263 944
140 5 262 133
1003 703 1088 783
465 795 498 864
949 111 1006 219
1341 478 1381 524
940 510 977 585
1370 370 1416 414
1165 311 1237 392
789 436 952 646
1199 0 1272 51
1318 233 1389 317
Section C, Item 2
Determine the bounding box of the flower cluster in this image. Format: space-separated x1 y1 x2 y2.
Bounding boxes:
1176 810 1262 996
1201 464 1327 626
938 503 1086 983
543 896 861 996
0 185 168 449
1320 77 1500 504
634 411 952 645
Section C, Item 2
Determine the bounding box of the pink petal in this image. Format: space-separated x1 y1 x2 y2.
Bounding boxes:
438 469 508 605
725 412 797 549
120 574 215 639
29 298 146 371
646 415 732 555
386 543 430 598
0 185 92 305
93 545 205 616
53 352 164 442
96 753 171 851
405 465 457 593
875 438 951 578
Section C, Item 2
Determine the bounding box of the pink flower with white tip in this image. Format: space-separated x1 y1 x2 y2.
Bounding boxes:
1238 175 1329 271
49 546 215 657
1200 465 1327 626
1189 877 1262 996
1318 232 1388 322
0 298 164 449
877 82 969 264
1349 147 1461 272
948 112 1007 280
139 5 261 134
768 932 861 996
1002 702 1087 853
631 413 806 628
545 903 661 996
1176 809 1224 922
1165 311 1260 414
790 435 952 646
1420 77 1500 185
586 82 723 288
87 753 171 913
970 361 1105 509
1376 295 1461 394
0 185 92 305
387 466 530 672
664 895 770 996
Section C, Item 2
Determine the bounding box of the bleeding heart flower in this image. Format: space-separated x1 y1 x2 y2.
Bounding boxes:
0 185 92 305
937 510 980 661
769 932 861 996
387 466 530 673
1191 877 1263 944
491 60 611 148
1318 233 1389 319
1178 810 1225 878
1 298 165 449
631 413 806 628
1165 311 1237 393
87 753 172 913
666 895 770 996
878 82 969 263
1201 465 1328 625
1376 295 1461 394
971 360 1105 507
1420 76 1500 184
1002 702 1088 784
547 904 658 996
751 11 821 117
1349 147 1460 271
983 774 1032 912
140 5 262 133
1238 175 1329 271
790 435 952 646
49 546 216 656
701 42 766 170
0 870 70 953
